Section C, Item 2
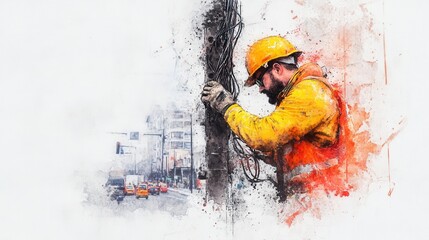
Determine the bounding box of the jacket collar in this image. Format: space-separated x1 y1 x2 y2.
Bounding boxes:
276 63 325 104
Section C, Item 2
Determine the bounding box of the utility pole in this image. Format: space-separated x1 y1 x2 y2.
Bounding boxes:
203 0 230 204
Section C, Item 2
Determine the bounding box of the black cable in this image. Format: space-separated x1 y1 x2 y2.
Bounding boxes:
233 135 271 184
206 0 242 100
206 0 271 185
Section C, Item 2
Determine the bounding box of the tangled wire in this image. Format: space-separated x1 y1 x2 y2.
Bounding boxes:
206 0 241 99
205 0 273 185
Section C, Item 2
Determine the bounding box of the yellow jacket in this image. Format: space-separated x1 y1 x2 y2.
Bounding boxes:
224 63 340 154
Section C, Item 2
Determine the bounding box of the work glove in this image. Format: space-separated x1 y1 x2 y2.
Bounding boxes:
201 81 235 115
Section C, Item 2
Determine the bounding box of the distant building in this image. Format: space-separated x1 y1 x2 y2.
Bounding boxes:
144 106 165 177
145 104 194 182
165 109 192 169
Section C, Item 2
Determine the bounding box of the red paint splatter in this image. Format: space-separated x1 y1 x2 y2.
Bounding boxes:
295 0 305 6
383 0 388 86
302 52 321 63
388 186 394 197
387 145 392 196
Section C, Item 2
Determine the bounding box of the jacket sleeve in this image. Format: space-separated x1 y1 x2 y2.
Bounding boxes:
224 80 335 152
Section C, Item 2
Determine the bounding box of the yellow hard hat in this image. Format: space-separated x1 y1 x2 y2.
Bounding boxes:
245 36 302 86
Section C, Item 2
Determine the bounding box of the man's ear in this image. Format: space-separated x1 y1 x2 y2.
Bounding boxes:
272 62 283 75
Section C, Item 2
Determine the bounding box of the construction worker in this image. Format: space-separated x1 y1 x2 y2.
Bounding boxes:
201 36 349 203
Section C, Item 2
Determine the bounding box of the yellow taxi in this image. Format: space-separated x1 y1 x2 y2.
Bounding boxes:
135 183 149 199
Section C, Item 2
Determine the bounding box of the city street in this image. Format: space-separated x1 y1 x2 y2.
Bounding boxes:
84 183 193 217
116 190 190 215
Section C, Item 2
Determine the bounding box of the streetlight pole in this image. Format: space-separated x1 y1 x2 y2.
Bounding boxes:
173 149 176 186
190 114 194 193
108 132 127 136
131 141 136 174
161 128 165 180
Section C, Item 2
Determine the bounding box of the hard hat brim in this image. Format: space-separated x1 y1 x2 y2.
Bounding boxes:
244 53 302 87
245 75 256 87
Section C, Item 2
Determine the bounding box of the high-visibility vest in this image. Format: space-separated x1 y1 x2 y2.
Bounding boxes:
282 77 351 197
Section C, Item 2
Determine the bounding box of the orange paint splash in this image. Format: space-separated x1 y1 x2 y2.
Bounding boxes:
281 83 398 225
275 0 401 226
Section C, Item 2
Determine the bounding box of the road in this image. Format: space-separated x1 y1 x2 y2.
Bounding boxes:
117 190 190 215
84 187 192 216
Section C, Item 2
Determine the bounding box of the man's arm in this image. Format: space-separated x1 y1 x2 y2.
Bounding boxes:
224 80 334 152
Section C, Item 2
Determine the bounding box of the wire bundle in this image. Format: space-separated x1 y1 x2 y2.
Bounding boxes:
205 0 242 100
206 0 272 185
232 136 263 183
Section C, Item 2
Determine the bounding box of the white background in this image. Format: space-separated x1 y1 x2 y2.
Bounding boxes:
0 0 428 239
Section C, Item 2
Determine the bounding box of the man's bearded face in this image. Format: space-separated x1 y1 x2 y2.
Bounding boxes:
261 72 285 105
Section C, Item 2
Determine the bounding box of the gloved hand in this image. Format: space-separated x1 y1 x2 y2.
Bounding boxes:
201 81 235 114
